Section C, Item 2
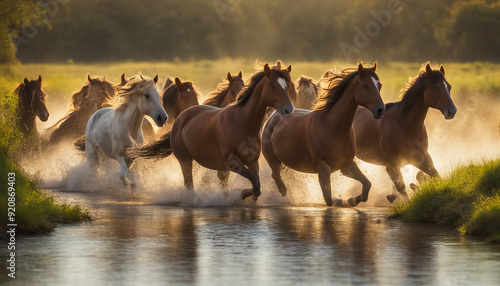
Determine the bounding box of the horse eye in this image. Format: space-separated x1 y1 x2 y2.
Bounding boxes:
362 84 368 88
144 93 149 99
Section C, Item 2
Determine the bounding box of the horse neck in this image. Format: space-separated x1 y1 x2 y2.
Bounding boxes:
117 100 144 137
318 81 359 134
398 91 429 131
233 82 268 135
18 91 37 135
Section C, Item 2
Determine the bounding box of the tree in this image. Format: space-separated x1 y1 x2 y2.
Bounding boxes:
0 0 48 64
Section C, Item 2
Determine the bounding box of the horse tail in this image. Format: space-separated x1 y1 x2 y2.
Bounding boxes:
129 131 172 160
74 135 86 151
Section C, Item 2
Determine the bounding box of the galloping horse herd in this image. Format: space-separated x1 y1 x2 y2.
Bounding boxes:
14 61 457 207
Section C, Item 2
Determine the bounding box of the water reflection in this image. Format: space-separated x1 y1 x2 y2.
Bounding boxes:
1 191 500 285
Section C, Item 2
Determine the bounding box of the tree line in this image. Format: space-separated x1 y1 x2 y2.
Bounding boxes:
2 0 500 63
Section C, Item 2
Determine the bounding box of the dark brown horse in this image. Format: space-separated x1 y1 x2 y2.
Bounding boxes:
203 71 244 108
135 62 294 201
262 63 384 207
14 75 49 152
353 63 457 203
48 74 114 146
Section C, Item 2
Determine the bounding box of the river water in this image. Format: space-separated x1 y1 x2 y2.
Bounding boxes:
1 189 500 286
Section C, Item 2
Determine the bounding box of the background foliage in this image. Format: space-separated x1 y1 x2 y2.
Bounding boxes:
2 0 500 64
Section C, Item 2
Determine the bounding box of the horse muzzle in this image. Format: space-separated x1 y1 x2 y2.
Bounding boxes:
278 103 295 117
372 105 385 119
155 113 168 127
443 106 457 120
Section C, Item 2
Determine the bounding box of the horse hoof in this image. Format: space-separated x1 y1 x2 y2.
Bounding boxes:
387 194 397 203
279 190 287 197
241 189 253 200
410 183 418 191
348 197 359 207
252 195 259 202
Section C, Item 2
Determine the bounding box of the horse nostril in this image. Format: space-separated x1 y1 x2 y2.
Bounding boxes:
376 107 385 118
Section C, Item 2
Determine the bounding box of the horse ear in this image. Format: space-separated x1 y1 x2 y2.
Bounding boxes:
425 62 434 76
87 74 92 82
358 63 364 74
24 77 30 85
164 77 173 89
264 63 271 77
175 77 184 91
153 74 158 84
120 73 127 85
238 71 242 78
227 72 233 83
140 74 144 79
38 75 42 82
371 61 377 72
439 65 445 76
276 61 281 69
287 65 292 73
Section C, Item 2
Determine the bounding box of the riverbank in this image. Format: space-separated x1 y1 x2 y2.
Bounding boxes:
0 92 90 236
393 159 500 243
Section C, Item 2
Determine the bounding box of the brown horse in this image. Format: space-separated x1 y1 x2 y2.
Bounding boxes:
203 71 244 108
48 74 114 146
295 75 318 109
135 62 294 201
14 75 49 153
161 77 200 129
262 63 384 207
353 63 457 203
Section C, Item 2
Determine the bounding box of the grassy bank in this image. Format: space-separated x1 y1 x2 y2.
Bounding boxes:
393 159 500 243
0 90 90 235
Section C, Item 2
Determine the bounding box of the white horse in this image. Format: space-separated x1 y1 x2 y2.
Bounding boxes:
84 75 167 187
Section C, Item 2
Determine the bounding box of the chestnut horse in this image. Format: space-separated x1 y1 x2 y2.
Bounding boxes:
14 75 49 153
134 63 294 201
295 75 318 109
262 63 385 207
48 74 114 146
203 71 244 108
353 63 457 203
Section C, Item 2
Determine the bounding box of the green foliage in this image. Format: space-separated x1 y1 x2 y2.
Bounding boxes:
0 90 23 156
393 159 500 243
0 151 91 234
8 0 500 63
0 0 48 64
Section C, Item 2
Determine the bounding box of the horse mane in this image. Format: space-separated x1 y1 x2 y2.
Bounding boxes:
390 67 445 114
203 82 230 106
47 77 114 129
162 81 195 109
234 63 291 107
115 78 156 113
315 68 378 111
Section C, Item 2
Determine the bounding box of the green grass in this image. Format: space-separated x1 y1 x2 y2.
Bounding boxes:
1 60 499 108
0 152 91 235
393 159 500 243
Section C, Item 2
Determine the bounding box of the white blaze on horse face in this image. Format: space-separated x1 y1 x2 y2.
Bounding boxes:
278 77 287 90
371 77 379 91
443 80 450 95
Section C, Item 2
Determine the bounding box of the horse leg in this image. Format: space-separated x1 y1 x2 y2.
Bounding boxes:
262 141 287 196
117 156 132 187
84 140 99 175
225 154 260 201
341 161 372 207
386 165 409 203
414 152 439 178
179 159 194 190
316 160 341 207
217 171 230 198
